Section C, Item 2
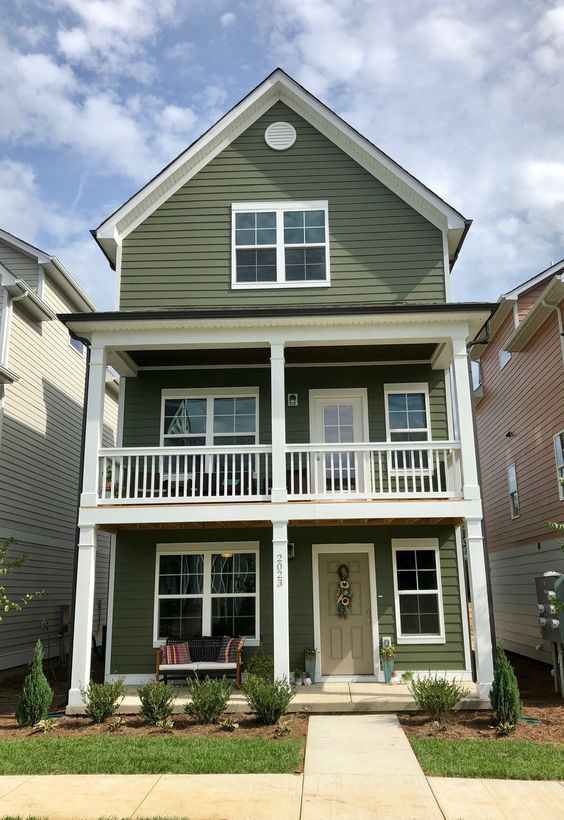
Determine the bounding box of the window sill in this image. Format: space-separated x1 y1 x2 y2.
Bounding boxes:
396 635 446 645
231 281 330 290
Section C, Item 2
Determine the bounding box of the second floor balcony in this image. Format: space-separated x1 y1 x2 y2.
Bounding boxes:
98 440 462 505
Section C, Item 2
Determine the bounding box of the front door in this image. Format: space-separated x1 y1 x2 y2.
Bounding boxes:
310 391 367 494
318 552 374 675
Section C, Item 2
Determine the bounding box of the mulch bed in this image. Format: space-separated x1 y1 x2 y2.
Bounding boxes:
400 705 564 743
0 713 309 743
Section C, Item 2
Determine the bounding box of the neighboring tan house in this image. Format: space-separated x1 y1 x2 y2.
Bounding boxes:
61 69 496 707
471 261 564 664
0 228 119 670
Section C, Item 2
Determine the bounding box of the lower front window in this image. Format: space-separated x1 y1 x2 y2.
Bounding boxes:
155 545 259 644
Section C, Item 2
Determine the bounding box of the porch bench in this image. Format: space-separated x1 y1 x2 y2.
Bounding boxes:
155 637 244 687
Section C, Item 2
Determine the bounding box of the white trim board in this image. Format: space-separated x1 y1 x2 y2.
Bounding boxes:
311 543 381 683
93 69 468 267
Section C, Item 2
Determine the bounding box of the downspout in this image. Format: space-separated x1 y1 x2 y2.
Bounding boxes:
66 336 91 698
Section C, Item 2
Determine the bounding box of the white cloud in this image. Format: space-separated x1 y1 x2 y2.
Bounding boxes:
220 12 236 27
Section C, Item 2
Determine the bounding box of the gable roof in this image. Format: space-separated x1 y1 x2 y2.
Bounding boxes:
93 68 470 270
0 227 95 313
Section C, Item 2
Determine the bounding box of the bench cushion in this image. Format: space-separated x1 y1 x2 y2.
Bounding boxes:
218 636 244 663
159 662 237 672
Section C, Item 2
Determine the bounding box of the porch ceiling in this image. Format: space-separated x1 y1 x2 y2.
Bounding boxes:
128 343 438 368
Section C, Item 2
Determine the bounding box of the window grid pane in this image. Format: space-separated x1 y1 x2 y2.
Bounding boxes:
396 549 441 636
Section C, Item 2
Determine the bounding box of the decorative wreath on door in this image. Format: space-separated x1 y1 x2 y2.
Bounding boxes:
336 563 352 617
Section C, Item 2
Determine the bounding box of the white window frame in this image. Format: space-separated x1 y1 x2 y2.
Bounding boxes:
153 542 260 648
498 348 512 369
554 432 564 501
231 200 330 289
391 538 446 645
507 462 520 518
384 383 432 475
160 387 260 447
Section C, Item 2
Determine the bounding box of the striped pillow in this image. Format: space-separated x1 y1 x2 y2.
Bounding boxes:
218 636 244 663
160 642 190 665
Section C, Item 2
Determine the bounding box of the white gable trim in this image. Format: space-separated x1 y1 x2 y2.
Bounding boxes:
94 70 468 267
503 258 564 299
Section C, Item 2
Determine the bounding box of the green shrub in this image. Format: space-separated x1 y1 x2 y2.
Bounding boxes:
82 680 125 723
490 644 521 732
185 676 232 724
16 640 53 727
410 674 468 723
245 652 274 681
242 674 294 724
138 681 176 725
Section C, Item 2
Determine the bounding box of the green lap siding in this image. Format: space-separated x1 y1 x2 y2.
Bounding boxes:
120 102 445 310
122 363 447 447
110 525 465 675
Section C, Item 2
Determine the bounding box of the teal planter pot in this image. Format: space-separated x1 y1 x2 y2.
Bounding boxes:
383 659 394 684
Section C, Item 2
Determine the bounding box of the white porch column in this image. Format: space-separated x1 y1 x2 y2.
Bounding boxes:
68 525 97 707
452 336 480 501
270 342 287 503
466 517 494 699
81 345 107 507
272 519 290 681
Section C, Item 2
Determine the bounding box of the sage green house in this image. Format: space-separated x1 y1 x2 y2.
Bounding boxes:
62 69 495 705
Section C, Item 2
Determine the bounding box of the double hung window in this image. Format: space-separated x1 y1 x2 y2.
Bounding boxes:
507 463 520 518
392 540 445 644
384 384 431 471
555 432 564 501
232 201 329 287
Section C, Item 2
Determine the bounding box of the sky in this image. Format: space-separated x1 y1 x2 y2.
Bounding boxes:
1 0 564 310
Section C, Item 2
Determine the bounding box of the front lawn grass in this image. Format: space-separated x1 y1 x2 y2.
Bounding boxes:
0 735 303 775
410 737 564 780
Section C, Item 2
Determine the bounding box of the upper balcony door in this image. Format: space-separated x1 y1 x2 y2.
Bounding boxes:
309 389 369 495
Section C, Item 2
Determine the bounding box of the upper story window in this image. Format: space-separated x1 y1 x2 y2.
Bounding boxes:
554 432 564 501
161 388 259 448
384 384 430 443
231 201 329 289
507 462 520 518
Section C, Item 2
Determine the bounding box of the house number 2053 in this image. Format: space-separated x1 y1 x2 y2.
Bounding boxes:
275 553 285 587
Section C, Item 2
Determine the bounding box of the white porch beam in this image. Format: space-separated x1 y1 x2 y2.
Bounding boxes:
272 519 290 681
68 525 97 707
452 336 481 501
465 517 494 699
81 345 107 507
270 342 287 503
107 350 138 378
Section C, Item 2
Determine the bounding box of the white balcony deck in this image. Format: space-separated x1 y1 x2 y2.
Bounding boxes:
97 441 462 505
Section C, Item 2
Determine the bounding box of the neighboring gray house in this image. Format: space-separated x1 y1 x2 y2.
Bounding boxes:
0 228 119 670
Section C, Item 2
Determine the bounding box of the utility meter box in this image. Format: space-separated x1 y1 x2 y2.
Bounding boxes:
535 572 562 642
556 575 564 645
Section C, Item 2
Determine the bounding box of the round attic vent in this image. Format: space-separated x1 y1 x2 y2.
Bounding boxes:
264 121 296 151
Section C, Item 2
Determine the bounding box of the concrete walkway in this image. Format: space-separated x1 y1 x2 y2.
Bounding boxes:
2 716 564 818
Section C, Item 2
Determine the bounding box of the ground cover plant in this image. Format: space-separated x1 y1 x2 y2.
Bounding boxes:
409 675 467 724
138 682 176 725
242 675 294 724
185 676 232 724
82 680 125 723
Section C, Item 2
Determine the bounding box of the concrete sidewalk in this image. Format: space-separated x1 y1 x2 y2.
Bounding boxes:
2 716 564 818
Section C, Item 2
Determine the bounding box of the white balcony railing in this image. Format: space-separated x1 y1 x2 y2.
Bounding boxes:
97 441 462 505
286 441 462 500
98 445 272 504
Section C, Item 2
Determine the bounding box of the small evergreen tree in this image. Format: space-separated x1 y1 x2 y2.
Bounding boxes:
490 643 521 733
16 640 53 727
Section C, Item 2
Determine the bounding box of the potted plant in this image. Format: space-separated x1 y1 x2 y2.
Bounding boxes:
304 648 317 682
380 643 397 684
293 670 304 686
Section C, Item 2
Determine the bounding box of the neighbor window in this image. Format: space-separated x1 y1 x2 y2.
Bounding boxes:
392 540 445 644
507 463 520 517
155 545 259 645
161 389 259 447
498 349 512 369
554 432 564 501
232 201 329 287
69 335 85 356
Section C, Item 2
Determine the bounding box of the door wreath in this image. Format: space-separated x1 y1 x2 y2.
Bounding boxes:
336 563 352 617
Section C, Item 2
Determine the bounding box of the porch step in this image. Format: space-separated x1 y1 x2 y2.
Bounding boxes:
66 682 488 715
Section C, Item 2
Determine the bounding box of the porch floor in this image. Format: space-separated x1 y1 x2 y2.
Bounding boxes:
68 682 487 715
